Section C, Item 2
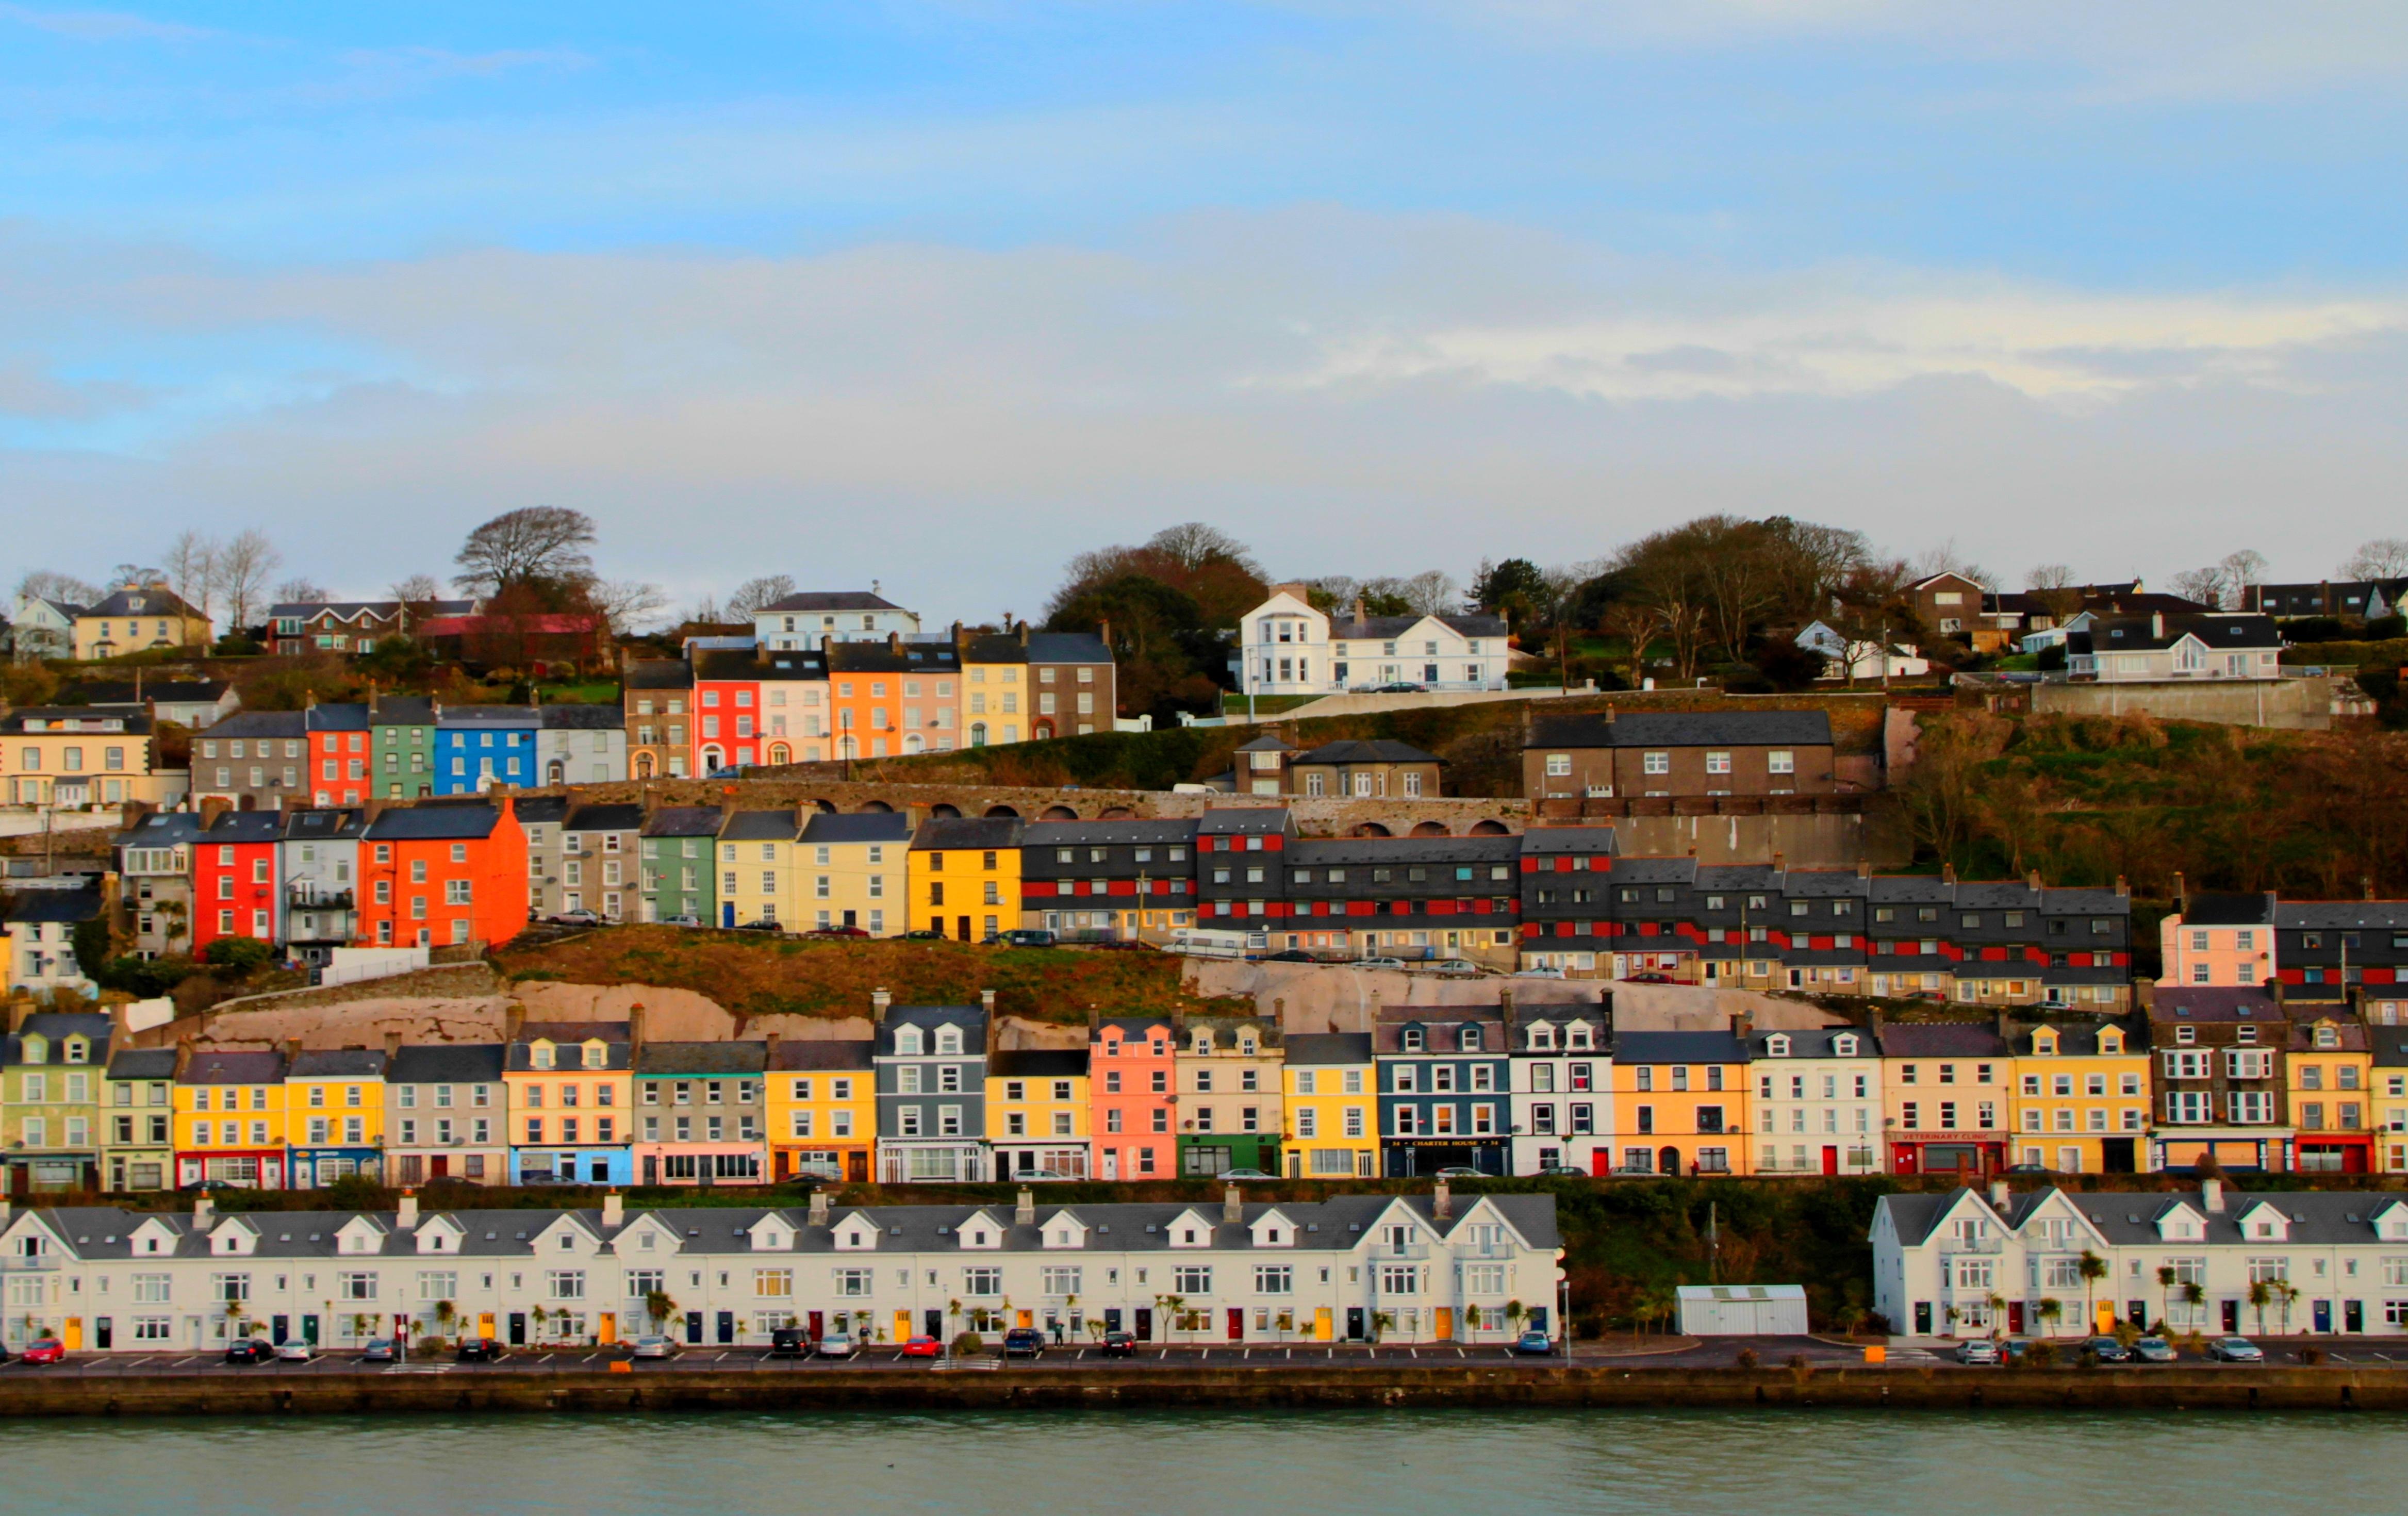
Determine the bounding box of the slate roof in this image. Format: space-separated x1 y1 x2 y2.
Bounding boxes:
1022 818 1196 847
2150 986 2282 1023
911 816 1025 851
1872 1023 2011 1058
106 1048 179 1081
4 886 106 926
1526 710 1833 750
203 811 283 844
178 1050 289 1085
989 1049 1091 1078
624 659 696 690
438 705 538 728
369 696 438 727
386 1044 507 1084
1372 1003 1508 1054
362 804 503 841
1328 611 1508 640
62 679 227 705
2009 1017 2146 1057
635 1041 768 1076
2184 892 2277 927
506 1023 633 1073
1284 1032 1374 1066
641 805 725 839
1289 835 1520 867
3 704 155 735
800 811 915 847
114 810 210 849
308 702 372 732
762 591 909 614
692 648 830 682
82 586 204 620
1613 1030 1749 1065
2072 613 2281 654
1747 1027 1877 1059
1022 631 1112 665
824 641 960 674
1197 808 1291 836
718 809 800 842
1882 1185 2408 1251
1291 739 1443 766
566 803 645 834
767 1039 876 1073
1519 827 1618 858
288 1049 389 1079
282 809 366 841
204 710 307 739
540 704 624 731
513 796 572 827
2275 901 2408 930
875 1004 986 1057
0 1012 112 1068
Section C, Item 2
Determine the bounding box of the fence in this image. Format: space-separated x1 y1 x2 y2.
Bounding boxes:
319 946 433 988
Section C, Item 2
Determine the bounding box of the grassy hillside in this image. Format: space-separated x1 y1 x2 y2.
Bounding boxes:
491 926 1252 1024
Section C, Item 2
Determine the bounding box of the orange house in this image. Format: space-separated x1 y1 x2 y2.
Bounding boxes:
356 797 529 950
826 638 963 760
1090 1014 1177 1181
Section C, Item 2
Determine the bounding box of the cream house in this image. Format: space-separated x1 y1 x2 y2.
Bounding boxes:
72 584 211 661
2067 613 2284 683
1238 585 1508 697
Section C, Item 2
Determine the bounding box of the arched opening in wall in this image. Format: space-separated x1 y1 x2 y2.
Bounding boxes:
929 803 963 819
700 746 726 774
1409 820 1450 837
970 722 987 747
810 798 838 814
1468 819 1511 836
1350 821 1392 838
857 800 895 814
1040 805 1078 821
984 805 1021 819
1098 806 1135 820
547 761 566 785
768 744 791 765
904 734 924 754
634 753 655 779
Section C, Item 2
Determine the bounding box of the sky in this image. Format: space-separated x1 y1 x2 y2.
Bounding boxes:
4 1 2406 624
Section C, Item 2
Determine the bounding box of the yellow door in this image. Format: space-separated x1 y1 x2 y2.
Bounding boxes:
1314 1307 1333 1342
1017 1309 1034 1329
63 1317 82 1350
480 1312 496 1338
2095 1300 2117 1334
598 1312 617 1345
896 1310 912 1342
1435 1307 1454 1341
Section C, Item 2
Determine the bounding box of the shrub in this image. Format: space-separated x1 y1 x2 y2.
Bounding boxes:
203 937 275 973
951 1331 984 1356
2301 1345 2327 1365
1734 1347 1759 1369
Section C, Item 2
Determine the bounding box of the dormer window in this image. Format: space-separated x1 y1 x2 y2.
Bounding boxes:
2316 1025 2339 1049
1459 1027 1482 1052
2034 1034 2056 1055
1766 1034 1790 1057
1192 1031 1213 1056
583 1042 607 1069
935 1028 962 1057
1568 1026 1593 1051
1403 1029 1424 1052
896 1028 923 1056
531 1043 556 1070
1833 1034 1857 1056
1529 1026 1555 1051
1239 1036 1257 1056
2100 1033 2121 1054
63 1038 88 1064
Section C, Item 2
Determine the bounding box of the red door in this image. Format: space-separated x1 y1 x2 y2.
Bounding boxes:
1820 1146 1838 1176
1227 1308 1244 1342
1591 1149 1612 1177
2007 1301 2025 1333
431 1155 450 1179
807 1311 823 1341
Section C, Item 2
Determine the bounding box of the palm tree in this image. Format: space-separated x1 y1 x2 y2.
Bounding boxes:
2077 1250 2108 1334
2036 1297 2064 1337
2277 1282 2300 1334
2155 1265 2176 1331
2181 1281 2206 1338
2248 1279 2271 1336
644 1289 678 1332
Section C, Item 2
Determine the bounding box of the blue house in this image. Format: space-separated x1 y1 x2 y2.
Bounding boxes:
1375 1003 1512 1178
434 705 539 795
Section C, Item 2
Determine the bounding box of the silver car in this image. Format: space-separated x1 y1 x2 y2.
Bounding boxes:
630 1335 675 1359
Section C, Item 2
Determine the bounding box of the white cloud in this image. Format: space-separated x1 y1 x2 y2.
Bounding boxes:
0 3 211 43
2 207 2403 604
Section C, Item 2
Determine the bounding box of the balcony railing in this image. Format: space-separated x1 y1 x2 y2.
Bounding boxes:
287 888 355 909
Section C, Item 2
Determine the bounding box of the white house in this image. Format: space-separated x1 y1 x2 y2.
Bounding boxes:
537 705 627 785
0 1185 1562 1353
1871 1177 2408 1342
1747 1028 1884 1176
755 590 921 650
1795 620 1929 683
2067 613 2285 683
1509 1007 1613 1176
1238 585 1509 697
7 596 84 663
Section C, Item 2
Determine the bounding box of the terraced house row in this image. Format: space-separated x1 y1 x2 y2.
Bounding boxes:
12 987 2408 1199
0 1185 1560 1356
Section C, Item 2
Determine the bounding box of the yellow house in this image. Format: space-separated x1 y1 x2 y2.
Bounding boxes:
987 1048 1091 1179
1283 1032 1377 1179
73 583 212 661
2007 1017 2151 1176
717 809 802 930
2288 1012 2377 1176
285 1048 388 1188
960 631 1031 748
174 1046 292 1189
908 815 1023 942
797 811 915 935
0 706 174 809
765 1036 877 1183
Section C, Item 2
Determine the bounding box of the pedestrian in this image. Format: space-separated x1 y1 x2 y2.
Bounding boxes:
1052 1320 1065 1346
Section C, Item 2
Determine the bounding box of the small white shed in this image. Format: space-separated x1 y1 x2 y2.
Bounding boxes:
1676 1284 1810 1337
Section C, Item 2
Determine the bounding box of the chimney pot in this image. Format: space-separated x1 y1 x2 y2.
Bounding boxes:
602 1191 624 1230
396 1190 419 1230
1224 1184 1243 1225
808 1189 831 1228
1015 1187 1036 1226
1988 1179 2009 1211
1432 1177 1452 1221
2202 1175 2225 1213
194 1193 215 1230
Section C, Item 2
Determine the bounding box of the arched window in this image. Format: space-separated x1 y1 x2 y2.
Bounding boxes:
970 722 987 747
634 753 655 779
768 744 791 765
904 734 924 753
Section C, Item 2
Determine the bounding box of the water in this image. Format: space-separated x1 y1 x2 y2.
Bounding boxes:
7 1408 2400 1513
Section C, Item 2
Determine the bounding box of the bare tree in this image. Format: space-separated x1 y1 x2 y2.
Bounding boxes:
1145 522 1262 578
2168 566 2230 609
1914 540 1995 590
273 578 331 605
216 529 282 631
592 580 669 636
683 595 726 627
453 506 596 595
2025 563 2076 591
163 531 221 622
2341 538 2408 581
725 574 798 620
109 562 167 589
389 573 442 607
1400 570 1461 618
2219 549 2268 606
13 569 102 608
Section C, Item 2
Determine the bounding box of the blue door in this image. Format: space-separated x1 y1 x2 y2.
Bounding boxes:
2314 1299 2333 1333
722 902 736 928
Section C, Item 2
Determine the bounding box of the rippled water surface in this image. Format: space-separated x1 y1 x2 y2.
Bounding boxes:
10 1407 2403 1513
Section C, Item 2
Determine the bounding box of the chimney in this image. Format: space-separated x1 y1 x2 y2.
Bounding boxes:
2115 875 2129 898
985 1000 1001 1058
627 1003 646 1056
1018 621 1030 648
1224 1184 1243 1225
0 1199 10 1232
871 988 892 1024
1015 1187 1036 1226
2151 612 2164 638
980 988 997 1014
1087 1002 1100 1030
396 1190 419 1230
1988 1179 2009 1211
2367 875 2377 902
504 1004 525 1045
808 1188 831 1228
1859 858 1873 880
764 1031 782 1071
1499 989 1516 1042
1351 595 1366 625
2202 1175 2225 1213
383 1029 403 1059
1433 1177 1452 1221
194 1193 215 1230
2026 869 2041 891
2171 870 2187 912
603 1191 624 1230
1730 1011 1753 1042
1941 862 1956 885
1772 850 1785 874
173 1037 195 1080
888 631 902 654
1996 1009 2013 1041
368 680 380 716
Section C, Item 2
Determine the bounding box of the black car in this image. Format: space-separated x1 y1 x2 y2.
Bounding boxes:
1002 1327 1046 1359
1100 1331 1137 1358
767 1327 809 1358
455 1337 506 1362
902 929 947 941
2082 1337 2132 1363
1263 949 1318 963
224 1339 277 1364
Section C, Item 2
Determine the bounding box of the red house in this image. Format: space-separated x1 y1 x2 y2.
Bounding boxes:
1090 1015 1178 1181
194 810 285 955
356 796 530 951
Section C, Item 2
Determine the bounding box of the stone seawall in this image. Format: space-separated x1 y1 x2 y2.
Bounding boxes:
1 1365 2396 1418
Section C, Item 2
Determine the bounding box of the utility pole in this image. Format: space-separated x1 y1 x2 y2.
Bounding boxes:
1708 1201 1721 1283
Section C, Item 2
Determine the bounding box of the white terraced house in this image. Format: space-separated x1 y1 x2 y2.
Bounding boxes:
0 1187 1560 1353
1873 1178 2408 1343
1238 585 1509 698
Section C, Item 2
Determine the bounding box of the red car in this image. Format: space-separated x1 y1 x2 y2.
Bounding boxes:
807 926 870 939
20 1338 66 1365
900 1336 944 1358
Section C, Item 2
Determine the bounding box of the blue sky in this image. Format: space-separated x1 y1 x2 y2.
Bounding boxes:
5 2 2407 618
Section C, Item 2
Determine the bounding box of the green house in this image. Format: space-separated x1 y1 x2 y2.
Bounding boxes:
640 806 724 925
370 694 438 799
1 1011 113 1194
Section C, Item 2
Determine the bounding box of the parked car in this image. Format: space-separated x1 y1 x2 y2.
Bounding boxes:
360 1338 398 1362
2001 1338 2035 1364
0 1342 14 1364
1219 1167 1277 1180
1356 955 1409 970
1373 682 1425 694
1002 1327 1046 1359
1100 1331 1138 1358
1263 949 1318 963
2083 1336 2132 1363
20 1338 65 1365
1535 1163 1589 1177
1513 966 1566 979
903 929 947 941
455 1337 506 1362
734 918 782 932
224 1339 276 1365
901 1336 944 1358
1014 1168 1078 1182
550 909 601 926
807 925 870 938
1955 1339 2001 1365
1000 929 1058 948
2209 1337 2264 1363
2131 1336 2178 1363
1432 1165 1485 1179
1623 972 1674 984
1420 958 1480 976
1511 1330 1555 1356
659 913 702 928
816 1331 855 1358
634 1334 678 1360
275 1340 315 1362
2002 1163 2051 1175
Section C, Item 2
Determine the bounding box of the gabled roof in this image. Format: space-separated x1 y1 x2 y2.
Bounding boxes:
1291 738 1442 766
641 805 725 838
81 585 204 620
1527 710 1833 750
762 591 909 614
387 1044 507 1084
1326 610 1508 640
800 811 915 846
363 803 503 842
